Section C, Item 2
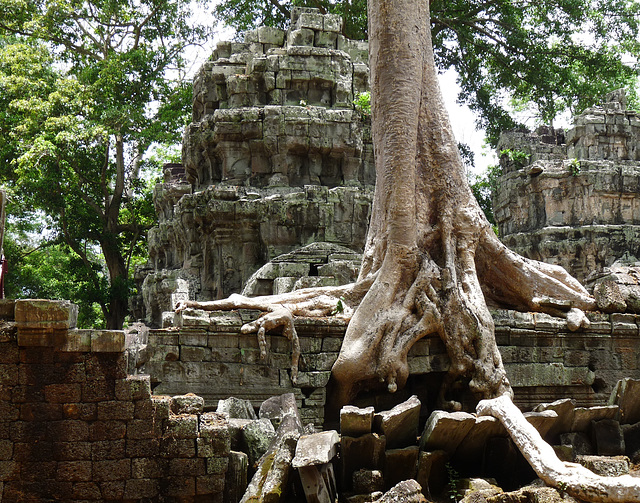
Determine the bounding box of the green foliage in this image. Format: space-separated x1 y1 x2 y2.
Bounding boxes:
0 0 206 328
568 158 581 176
213 0 640 145
500 148 531 167
469 164 503 226
353 91 371 117
445 463 462 502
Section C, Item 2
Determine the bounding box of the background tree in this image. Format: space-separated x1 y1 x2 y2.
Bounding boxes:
0 0 207 328
213 0 639 145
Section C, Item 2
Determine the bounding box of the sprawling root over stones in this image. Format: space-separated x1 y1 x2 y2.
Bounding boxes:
478 394 640 503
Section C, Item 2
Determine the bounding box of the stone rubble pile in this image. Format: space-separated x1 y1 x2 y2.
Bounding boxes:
214 382 640 502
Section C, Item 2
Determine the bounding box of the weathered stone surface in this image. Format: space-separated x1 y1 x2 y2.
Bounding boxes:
171 394 205 415
533 398 576 443
340 405 375 437
384 445 419 489
560 432 594 456
576 455 630 477
341 434 386 490
291 430 338 467
415 450 448 498
453 415 506 470
218 397 258 420
373 395 421 449
623 421 640 463
242 418 276 467
352 469 384 494
495 94 640 282
419 411 475 453
458 478 502 502
570 405 619 432
591 418 625 456
375 479 427 503
609 377 640 424
133 4 374 326
224 450 249 503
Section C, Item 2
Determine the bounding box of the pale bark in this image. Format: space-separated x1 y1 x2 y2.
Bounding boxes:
478 394 640 503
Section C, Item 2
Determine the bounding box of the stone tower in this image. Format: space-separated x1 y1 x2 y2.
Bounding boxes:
133 8 374 326
494 90 640 284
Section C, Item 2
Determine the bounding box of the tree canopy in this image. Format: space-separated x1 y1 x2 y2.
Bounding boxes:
214 0 640 144
0 0 207 328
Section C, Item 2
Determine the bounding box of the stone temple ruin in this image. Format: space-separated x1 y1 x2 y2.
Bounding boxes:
3 7 640 503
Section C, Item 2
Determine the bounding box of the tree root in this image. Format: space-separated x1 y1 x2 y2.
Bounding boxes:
176 288 355 385
477 394 640 503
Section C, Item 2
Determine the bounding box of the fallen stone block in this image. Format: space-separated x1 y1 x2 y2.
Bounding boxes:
340 405 375 437
375 479 426 503
224 451 248 503
419 410 475 453
591 418 625 456
218 397 258 420
576 455 630 477
384 445 419 489
341 434 386 490
352 469 384 494
374 395 421 449
242 419 276 468
571 405 618 432
292 430 339 468
416 450 448 498
559 431 593 456
533 398 576 443
623 421 640 463
609 377 640 424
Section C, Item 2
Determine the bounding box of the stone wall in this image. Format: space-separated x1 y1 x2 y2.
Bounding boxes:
141 307 640 424
0 299 230 502
494 93 640 282
133 8 375 327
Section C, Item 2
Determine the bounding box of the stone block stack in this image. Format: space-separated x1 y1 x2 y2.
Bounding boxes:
0 299 232 502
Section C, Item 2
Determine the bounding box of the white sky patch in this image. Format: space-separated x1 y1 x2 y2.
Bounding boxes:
437 69 497 175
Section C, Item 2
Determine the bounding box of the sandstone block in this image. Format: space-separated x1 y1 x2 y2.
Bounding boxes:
224 451 248 502
171 394 205 415
352 469 384 494
123 478 159 499
609 377 640 424
592 418 625 456
419 411 475 453
242 418 276 467
292 430 339 468
340 405 375 437
217 397 257 419
374 395 421 449
560 432 594 455
165 414 198 439
576 455 630 476
91 330 125 352
341 433 385 488
59 329 91 352
571 405 619 432
384 445 419 488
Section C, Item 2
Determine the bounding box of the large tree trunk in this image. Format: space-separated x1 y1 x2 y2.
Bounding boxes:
330 0 593 407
